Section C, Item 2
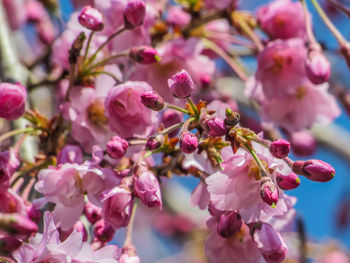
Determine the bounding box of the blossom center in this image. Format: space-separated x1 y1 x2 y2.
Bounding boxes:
88 99 108 126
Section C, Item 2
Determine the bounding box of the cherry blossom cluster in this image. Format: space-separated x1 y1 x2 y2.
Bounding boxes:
0 0 348 262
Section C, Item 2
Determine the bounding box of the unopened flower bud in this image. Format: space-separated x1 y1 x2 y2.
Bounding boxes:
0 82 27 120
146 135 163 150
0 213 38 235
57 144 83 164
292 159 335 182
276 172 300 190
207 117 226 137
120 245 140 263
129 46 160 64
84 202 102 225
101 186 134 229
78 5 104 31
305 50 331 84
93 219 115 243
289 130 316 157
252 223 288 263
224 108 240 128
134 164 162 209
106 136 129 159
217 211 242 238
123 0 146 29
270 139 290 159
168 70 194 99
26 204 41 224
179 132 198 154
141 91 164 111
260 177 279 206
0 237 21 253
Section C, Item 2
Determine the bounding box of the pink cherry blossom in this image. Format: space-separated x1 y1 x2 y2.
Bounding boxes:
206 142 294 223
12 212 120 263
205 218 262 263
101 186 134 229
255 38 307 99
62 65 120 152
257 0 307 40
104 81 158 138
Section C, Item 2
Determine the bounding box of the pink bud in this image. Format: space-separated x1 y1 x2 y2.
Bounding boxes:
93 219 115 243
84 202 102 225
134 164 162 209
120 245 140 263
206 117 226 137
168 70 194 99
106 136 129 159
179 132 198 154
0 236 21 253
129 46 160 64
293 159 335 182
57 144 83 164
162 109 183 137
167 6 191 27
26 204 41 223
289 130 316 157
123 0 146 29
78 5 104 31
276 172 300 190
0 213 38 235
252 223 287 263
270 139 290 159
36 19 55 44
146 135 163 150
26 0 46 23
260 177 279 206
0 82 26 120
101 186 134 229
141 91 164 111
305 50 331 84
217 211 242 238
0 149 19 191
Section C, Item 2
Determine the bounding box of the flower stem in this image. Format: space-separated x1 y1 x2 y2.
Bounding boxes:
83 31 95 63
160 122 184 136
165 103 190 114
186 98 199 118
85 51 129 72
124 201 138 247
87 27 126 65
301 0 319 46
310 0 348 45
202 38 249 81
0 127 36 145
244 142 269 177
